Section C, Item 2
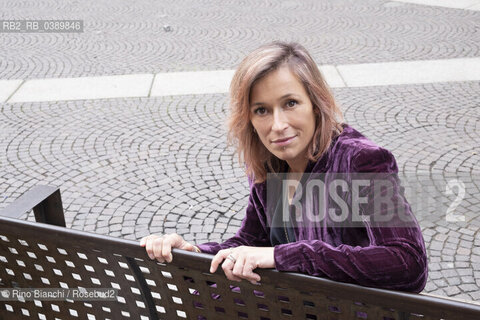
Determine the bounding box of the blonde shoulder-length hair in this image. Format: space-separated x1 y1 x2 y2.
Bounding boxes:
227 41 344 184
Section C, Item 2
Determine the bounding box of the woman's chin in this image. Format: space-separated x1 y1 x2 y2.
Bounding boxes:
273 152 293 161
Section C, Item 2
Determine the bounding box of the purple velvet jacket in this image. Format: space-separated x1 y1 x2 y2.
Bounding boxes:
197 124 428 293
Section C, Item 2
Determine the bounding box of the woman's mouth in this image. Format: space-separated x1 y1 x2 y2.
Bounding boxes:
272 135 296 147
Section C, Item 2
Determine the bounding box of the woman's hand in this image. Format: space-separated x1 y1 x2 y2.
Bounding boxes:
210 246 275 284
140 234 197 263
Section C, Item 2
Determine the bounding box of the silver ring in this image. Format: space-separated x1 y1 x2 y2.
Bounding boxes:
226 253 236 264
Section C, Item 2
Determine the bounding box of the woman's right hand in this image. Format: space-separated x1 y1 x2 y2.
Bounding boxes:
139 234 196 263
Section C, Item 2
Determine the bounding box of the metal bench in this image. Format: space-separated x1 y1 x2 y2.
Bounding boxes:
1 186 479 320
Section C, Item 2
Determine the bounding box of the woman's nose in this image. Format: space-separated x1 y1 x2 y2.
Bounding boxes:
271 108 288 131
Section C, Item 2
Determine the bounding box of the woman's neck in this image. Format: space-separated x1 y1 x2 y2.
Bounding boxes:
286 157 309 174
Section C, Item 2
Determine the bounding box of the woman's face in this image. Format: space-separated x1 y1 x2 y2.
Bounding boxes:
249 65 316 172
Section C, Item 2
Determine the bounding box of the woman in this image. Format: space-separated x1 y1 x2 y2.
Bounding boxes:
140 41 428 293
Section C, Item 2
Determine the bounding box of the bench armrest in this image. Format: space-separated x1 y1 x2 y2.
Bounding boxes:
0 185 65 227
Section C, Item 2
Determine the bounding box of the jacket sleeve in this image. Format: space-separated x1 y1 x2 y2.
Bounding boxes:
273 147 428 293
196 175 271 255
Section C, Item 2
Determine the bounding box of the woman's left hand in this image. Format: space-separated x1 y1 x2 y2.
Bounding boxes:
210 246 275 284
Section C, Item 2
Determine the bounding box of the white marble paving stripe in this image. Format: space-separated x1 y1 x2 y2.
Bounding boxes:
150 70 234 97
319 65 346 88
393 0 480 11
149 66 346 97
336 57 480 87
0 79 23 103
1 57 479 103
6 74 154 103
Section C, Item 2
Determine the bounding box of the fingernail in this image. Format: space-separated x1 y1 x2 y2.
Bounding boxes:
140 239 145 246
148 254 154 259
167 254 173 263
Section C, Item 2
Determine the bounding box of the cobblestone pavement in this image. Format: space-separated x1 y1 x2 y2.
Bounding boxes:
1 0 480 304
1 82 479 302
0 0 479 79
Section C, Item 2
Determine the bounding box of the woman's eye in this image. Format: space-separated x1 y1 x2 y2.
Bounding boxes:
254 107 266 115
286 100 297 107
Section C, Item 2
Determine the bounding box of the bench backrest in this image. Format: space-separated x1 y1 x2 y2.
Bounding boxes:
1 186 479 320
